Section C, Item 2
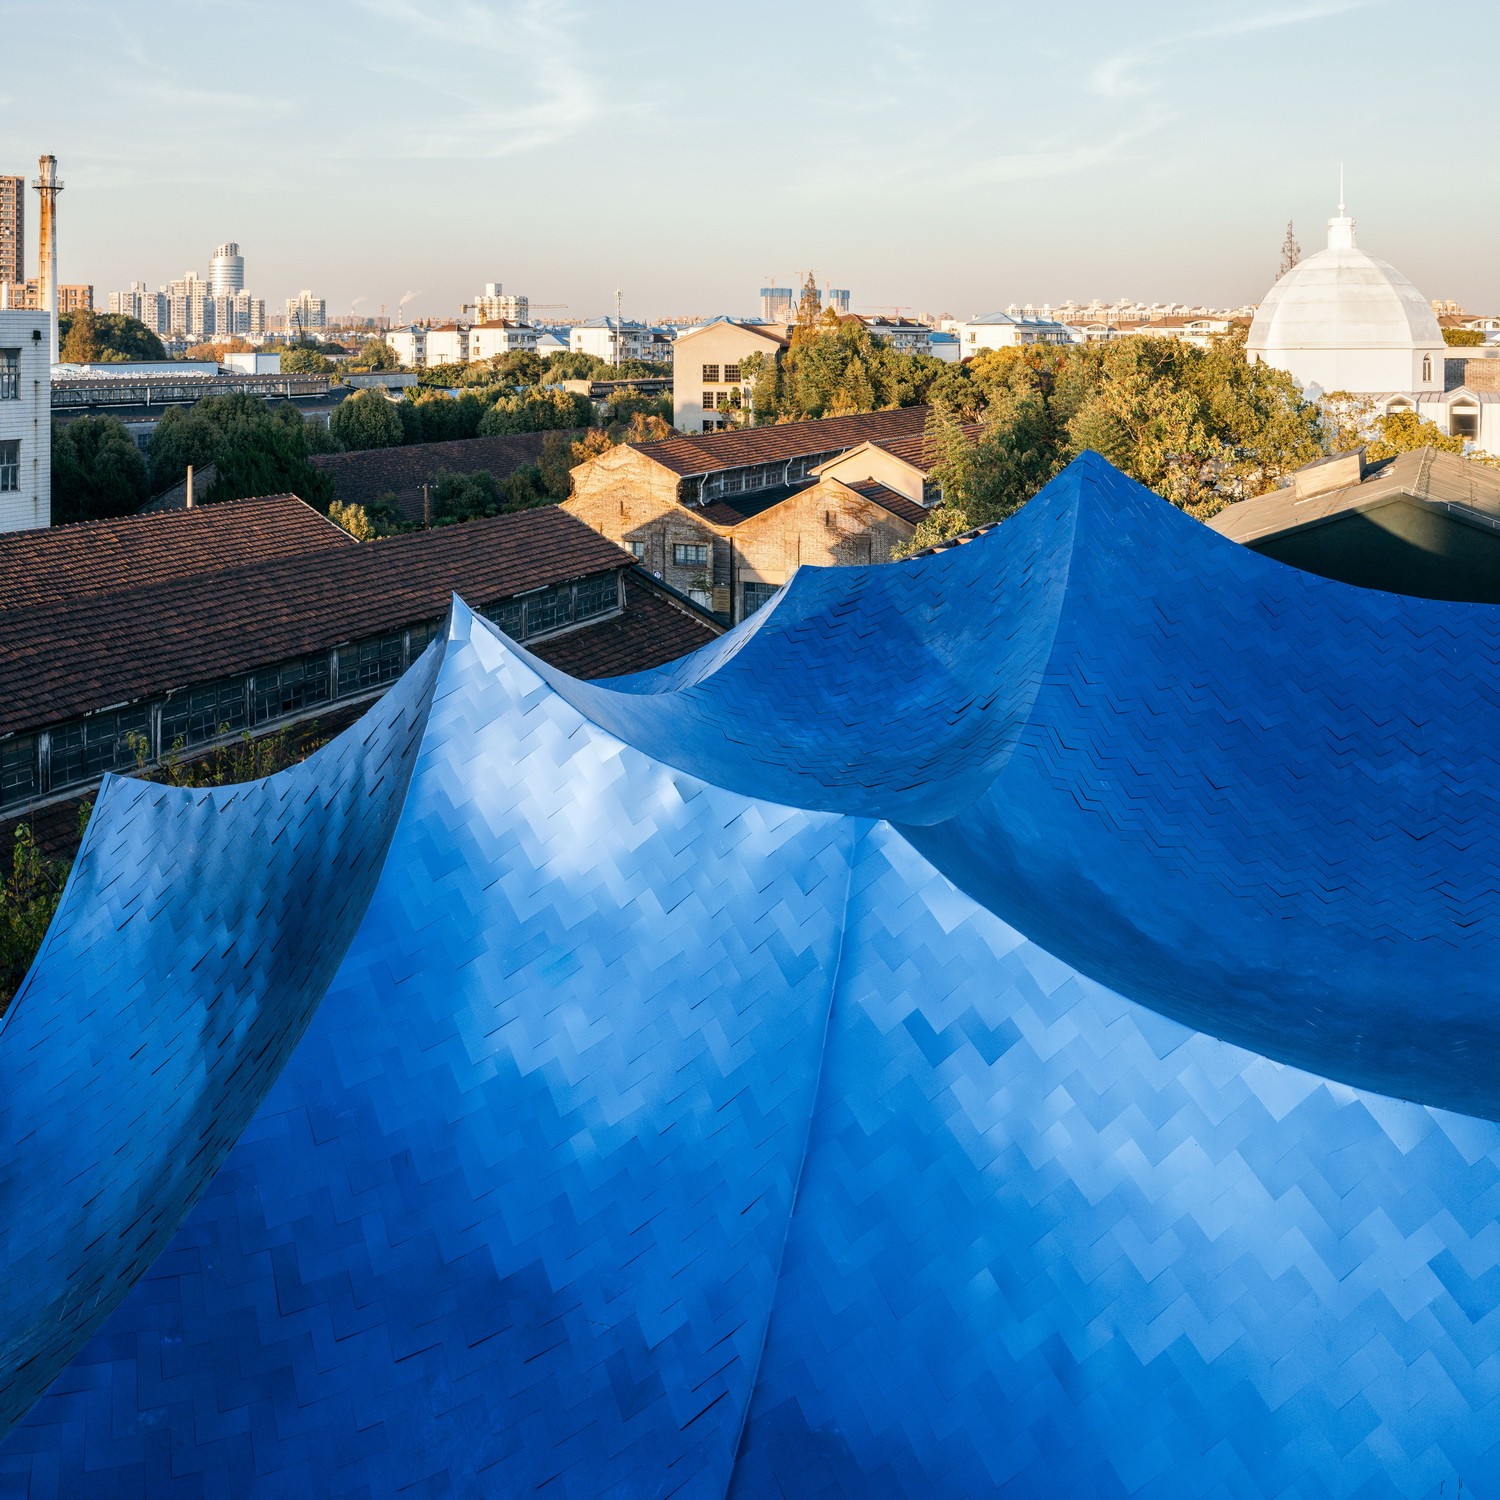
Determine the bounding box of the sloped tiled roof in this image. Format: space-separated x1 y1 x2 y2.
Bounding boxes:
846 479 927 526
630 407 929 477
530 576 720 679
0 495 352 613
0 507 633 736
311 433 584 522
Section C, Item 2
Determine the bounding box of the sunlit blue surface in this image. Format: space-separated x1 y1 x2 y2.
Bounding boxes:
3 454 1499 1497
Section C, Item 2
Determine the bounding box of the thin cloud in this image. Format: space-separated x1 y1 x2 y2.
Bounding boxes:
1091 0 1391 99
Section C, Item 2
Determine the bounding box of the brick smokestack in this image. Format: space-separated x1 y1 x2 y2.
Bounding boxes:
32 155 62 365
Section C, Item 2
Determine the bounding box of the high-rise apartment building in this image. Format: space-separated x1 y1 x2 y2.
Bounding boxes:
0 177 22 288
2 281 92 315
108 282 169 333
759 286 794 321
209 242 244 297
166 272 211 338
285 289 326 336
210 290 265 337
474 281 528 323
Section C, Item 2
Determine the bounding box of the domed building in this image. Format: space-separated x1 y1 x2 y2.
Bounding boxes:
1249 201 1500 456
1248 204 1445 396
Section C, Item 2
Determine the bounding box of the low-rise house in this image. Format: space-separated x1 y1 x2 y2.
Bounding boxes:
671 318 790 432
954 312 1074 357
1209 445 1500 604
0 497 719 819
569 318 671 366
846 315 932 357
1116 314 1244 347
565 407 937 620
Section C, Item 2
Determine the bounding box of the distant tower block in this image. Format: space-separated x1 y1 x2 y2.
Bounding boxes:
31 155 62 364
210 243 245 297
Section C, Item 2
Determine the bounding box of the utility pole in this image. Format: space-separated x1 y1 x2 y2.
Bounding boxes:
32 155 62 365
614 285 622 368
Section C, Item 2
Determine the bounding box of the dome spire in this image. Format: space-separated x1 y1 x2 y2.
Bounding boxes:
1328 165 1355 250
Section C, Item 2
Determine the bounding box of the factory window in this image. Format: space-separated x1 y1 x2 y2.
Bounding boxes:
160 678 250 750
1451 406 1480 439
723 363 740 382
574 573 620 622
701 363 720 382
743 582 779 617
253 654 332 724
628 540 646 560
0 440 16 491
673 543 709 567
337 630 405 696
51 706 151 790
0 736 36 807
0 350 18 401
490 599 525 640
525 585 575 636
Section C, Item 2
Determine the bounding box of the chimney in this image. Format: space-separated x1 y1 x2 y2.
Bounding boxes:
31 155 62 366
185 464 194 509
422 482 431 528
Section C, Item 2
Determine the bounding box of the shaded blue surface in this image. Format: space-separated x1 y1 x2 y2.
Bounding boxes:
4 455 1500 1496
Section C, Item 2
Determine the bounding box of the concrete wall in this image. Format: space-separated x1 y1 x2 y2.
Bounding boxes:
0 309 50 532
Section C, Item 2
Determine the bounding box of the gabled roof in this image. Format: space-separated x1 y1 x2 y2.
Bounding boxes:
0 507 633 737
845 479 927 525
673 318 790 348
628 407 929 477
813 424 981 480
0 494 353 615
1209 446 1500 545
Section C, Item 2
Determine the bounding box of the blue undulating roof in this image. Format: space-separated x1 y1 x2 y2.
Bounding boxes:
3 453 1500 1496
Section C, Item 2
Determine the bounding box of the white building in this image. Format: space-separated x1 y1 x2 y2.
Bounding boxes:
852 316 932 356
569 318 670 365
954 311 1074 356
166 272 211 338
671 318 789 432
535 329 569 358
0 309 51 531
209 242 244 297
108 282 169 334
468 321 537 359
474 282 528 323
1248 199 1500 456
1248 204 1446 397
285 289 327 336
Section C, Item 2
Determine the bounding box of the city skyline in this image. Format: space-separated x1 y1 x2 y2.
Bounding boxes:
5 0 1499 322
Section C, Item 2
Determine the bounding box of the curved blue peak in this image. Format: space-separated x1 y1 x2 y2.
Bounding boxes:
7 452 1500 1497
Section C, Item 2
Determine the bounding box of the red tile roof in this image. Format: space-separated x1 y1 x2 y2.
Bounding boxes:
0 494 353 613
530 577 720 679
0 507 633 737
845 480 927 526
311 433 584 523
630 407 929 477
862 424 982 474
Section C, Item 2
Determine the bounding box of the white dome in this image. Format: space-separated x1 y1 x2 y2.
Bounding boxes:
1248 215 1443 357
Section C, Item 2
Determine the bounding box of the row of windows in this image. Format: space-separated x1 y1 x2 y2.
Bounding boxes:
699 363 742 383
0 349 18 402
482 573 621 644
699 459 795 502
0 580 621 812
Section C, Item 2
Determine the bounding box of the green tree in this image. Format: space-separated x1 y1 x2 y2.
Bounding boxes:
489 349 544 386
281 346 336 375
1366 408 1466 460
57 309 166 362
477 387 595 435
428 465 549 524
1443 328 1485 347
329 500 378 539
51 416 149 523
346 339 400 370
330 388 404 451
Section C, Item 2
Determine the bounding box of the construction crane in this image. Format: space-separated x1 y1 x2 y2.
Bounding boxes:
865 305 914 317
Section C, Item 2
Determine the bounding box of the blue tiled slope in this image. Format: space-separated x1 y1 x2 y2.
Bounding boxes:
4 455 1500 1497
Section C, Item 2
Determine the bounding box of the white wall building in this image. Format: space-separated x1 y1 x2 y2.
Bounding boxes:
209 242 244 297
474 282 528 323
468 320 537 359
569 318 670 365
285 289 327 336
1248 205 1446 397
0 309 51 531
1249 200 1500 457
671 318 789 432
954 311 1075 356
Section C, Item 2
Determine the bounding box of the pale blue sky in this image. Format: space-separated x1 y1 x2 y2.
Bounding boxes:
5 0 1494 322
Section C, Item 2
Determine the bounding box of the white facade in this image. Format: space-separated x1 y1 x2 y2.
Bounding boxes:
569 318 669 365
285 289 327 336
535 330 569 357
209 242 244 296
474 282 528 322
221 351 281 375
388 325 426 369
468 321 537 359
0 310 51 532
672 319 787 432
955 311 1074 355
388 321 536 368
855 316 932 356
1247 208 1445 397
